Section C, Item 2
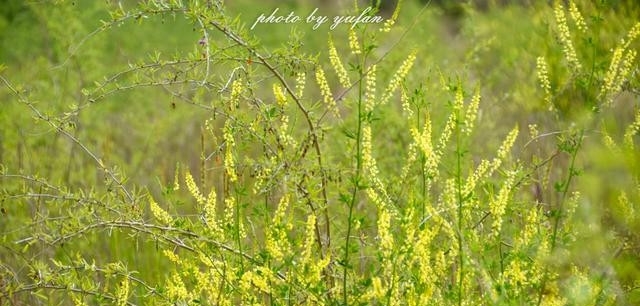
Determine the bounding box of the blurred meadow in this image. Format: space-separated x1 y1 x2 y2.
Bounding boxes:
1 0 640 305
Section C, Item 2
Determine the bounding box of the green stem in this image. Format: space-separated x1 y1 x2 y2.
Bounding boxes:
455 106 464 306
536 130 583 305
343 61 366 306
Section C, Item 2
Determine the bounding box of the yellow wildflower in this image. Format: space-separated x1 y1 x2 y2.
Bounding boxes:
223 120 237 182
328 35 351 88
149 196 173 225
365 65 377 112
554 2 582 71
348 27 361 54
185 171 205 206
295 71 306 98
315 67 340 118
381 50 416 105
536 56 553 111
568 1 587 33
464 86 480 135
115 277 129 306
380 0 402 33
623 108 640 148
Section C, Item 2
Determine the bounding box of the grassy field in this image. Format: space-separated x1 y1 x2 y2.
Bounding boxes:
1 0 640 305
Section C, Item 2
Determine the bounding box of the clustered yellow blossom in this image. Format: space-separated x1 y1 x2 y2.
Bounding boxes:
364 65 377 112
377 206 393 258
568 1 587 33
167 271 190 302
489 171 517 237
618 192 635 225
567 265 600 304
380 0 402 33
380 50 417 105
496 126 519 162
223 196 245 239
328 36 351 88
203 189 222 238
163 249 182 264
463 159 491 196
399 142 418 184
185 171 206 205
516 207 539 248
223 120 237 182
489 170 517 237
295 71 306 98
554 2 582 71
465 126 519 195
368 277 386 300
435 107 456 161
528 123 539 140
463 86 480 135
536 56 553 111
362 126 391 207
240 270 271 295
315 67 340 118
273 83 287 107
252 157 274 194
411 113 438 180
298 214 330 286
149 196 173 225
115 277 129 306
266 194 292 262
72 295 87 306
601 130 619 153
273 84 295 147
229 79 243 109
400 87 413 118
502 260 528 294
348 27 361 54
172 162 180 190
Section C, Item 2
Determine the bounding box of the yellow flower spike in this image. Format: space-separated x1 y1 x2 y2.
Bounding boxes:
295 71 306 98
115 277 129 306
223 120 237 182
364 65 377 112
167 272 190 302
328 35 351 88
163 249 182 264
400 86 413 118
536 56 553 111
185 171 205 206
490 170 517 237
491 125 519 174
435 109 456 160
380 0 402 33
272 83 287 107
172 162 180 191
568 1 587 33
348 27 361 54
315 67 340 118
377 206 393 258
204 189 222 238
623 108 640 149
381 49 417 105
149 196 173 225
464 86 480 136
228 78 243 111
266 194 291 262
554 2 582 72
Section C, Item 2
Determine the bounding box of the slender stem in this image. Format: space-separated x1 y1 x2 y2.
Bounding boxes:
343 62 364 305
536 130 583 305
455 106 464 306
